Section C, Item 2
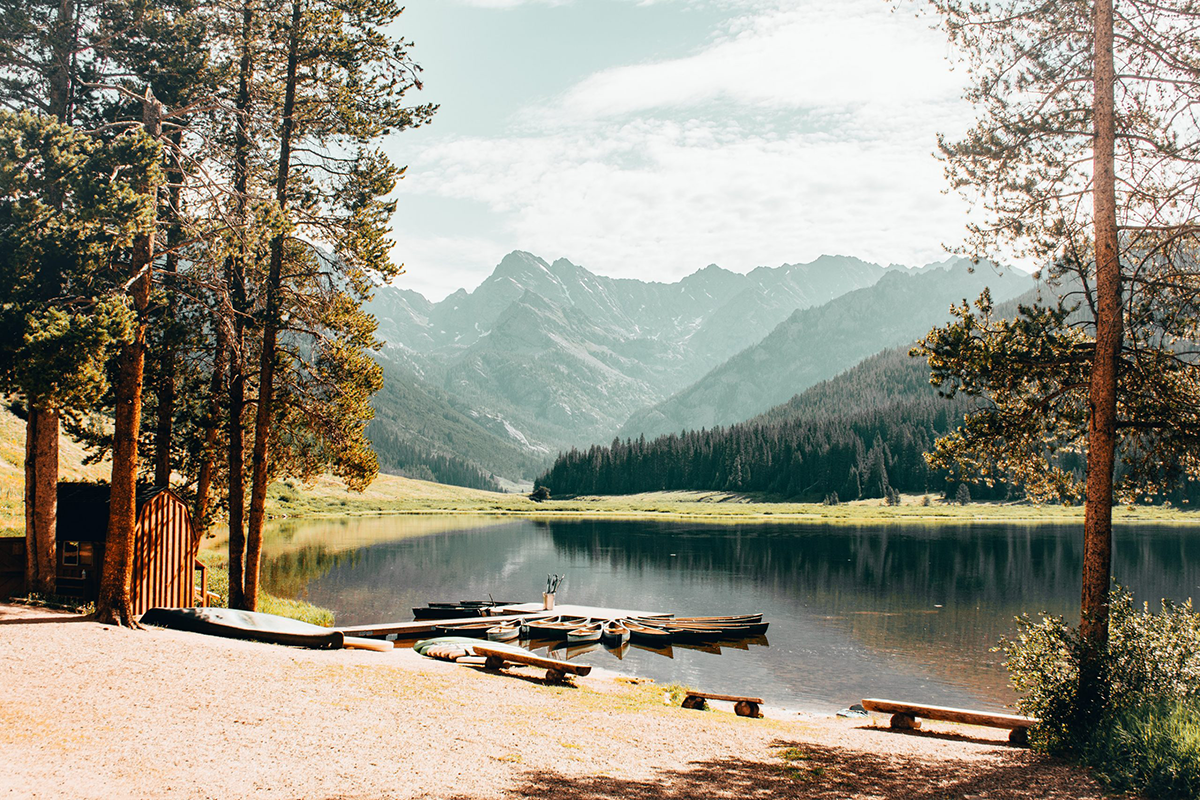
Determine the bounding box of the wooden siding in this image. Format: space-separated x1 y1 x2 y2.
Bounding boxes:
0 538 25 599
131 492 195 616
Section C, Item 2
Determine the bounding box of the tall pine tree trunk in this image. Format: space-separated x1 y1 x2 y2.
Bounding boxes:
225 0 256 609
23 407 57 593
153 130 185 488
1080 0 1121 714
96 91 163 626
22 0 77 595
192 320 227 545
244 0 301 610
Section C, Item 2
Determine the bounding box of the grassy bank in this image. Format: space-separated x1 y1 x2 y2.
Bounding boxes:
196 549 334 627
262 473 1200 527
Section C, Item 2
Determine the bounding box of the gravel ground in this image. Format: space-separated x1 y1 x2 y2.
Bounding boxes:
0 603 1111 799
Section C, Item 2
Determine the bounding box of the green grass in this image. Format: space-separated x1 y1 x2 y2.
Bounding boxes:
196 549 334 627
253 475 1200 527
1084 701 1200 799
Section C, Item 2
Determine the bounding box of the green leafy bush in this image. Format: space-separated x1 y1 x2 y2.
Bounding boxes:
1003 587 1200 798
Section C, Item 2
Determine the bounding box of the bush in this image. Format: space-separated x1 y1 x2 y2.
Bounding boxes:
1002 587 1200 799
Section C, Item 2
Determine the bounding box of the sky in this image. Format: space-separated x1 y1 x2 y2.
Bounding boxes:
383 0 979 301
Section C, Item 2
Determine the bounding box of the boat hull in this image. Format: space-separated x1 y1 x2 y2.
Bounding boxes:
141 607 345 649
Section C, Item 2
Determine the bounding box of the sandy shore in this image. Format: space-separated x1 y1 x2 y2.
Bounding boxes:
1 603 1109 799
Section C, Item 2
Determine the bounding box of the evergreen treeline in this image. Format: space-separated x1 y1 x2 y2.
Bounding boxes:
539 349 1001 501
541 345 1200 506
368 424 502 492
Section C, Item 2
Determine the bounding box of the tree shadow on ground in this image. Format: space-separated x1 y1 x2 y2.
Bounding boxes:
481 737 1103 800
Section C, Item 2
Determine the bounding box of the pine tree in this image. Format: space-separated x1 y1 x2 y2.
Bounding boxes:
922 0 1200 715
0 113 159 593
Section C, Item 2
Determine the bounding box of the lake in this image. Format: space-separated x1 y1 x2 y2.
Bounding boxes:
257 516 1200 713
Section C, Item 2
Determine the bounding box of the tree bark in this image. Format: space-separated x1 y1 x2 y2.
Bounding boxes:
244 0 302 611
95 92 163 627
21 0 76 597
153 129 185 489
225 0 256 610
23 406 58 594
192 319 227 547
1080 0 1121 715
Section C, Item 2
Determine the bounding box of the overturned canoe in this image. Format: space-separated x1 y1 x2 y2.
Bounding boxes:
141 606 345 649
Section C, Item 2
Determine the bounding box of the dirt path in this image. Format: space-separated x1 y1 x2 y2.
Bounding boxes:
0 604 1106 799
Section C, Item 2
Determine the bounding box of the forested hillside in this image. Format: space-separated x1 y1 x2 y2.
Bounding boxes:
539 347 987 501
368 359 547 484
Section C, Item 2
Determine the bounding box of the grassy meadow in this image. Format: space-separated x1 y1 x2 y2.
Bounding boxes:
4 402 1200 536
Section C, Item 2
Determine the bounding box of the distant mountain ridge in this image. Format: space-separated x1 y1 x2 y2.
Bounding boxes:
364 250 1034 484
366 251 899 470
616 260 1034 441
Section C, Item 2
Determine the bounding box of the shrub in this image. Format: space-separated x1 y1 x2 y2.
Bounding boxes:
1002 587 1200 799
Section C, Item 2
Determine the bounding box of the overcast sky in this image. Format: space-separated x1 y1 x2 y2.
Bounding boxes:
383 0 977 301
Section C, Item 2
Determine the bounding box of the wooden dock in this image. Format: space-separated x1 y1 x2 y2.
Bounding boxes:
337 603 671 641
497 603 671 621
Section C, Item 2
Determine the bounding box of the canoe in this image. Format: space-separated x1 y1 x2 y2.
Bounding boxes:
601 620 630 647
566 622 602 644
624 619 673 646
487 623 520 642
432 621 496 638
141 607 344 649
525 616 588 639
413 636 529 661
668 614 763 624
648 621 771 637
412 600 517 619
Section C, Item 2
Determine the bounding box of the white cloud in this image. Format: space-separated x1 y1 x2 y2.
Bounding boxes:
391 0 981 298
547 3 960 123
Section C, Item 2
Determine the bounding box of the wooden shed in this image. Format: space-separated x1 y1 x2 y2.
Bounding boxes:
57 482 199 615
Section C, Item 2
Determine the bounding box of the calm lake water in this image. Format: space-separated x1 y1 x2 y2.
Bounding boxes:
258 516 1200 713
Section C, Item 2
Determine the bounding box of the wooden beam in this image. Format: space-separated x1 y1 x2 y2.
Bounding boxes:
685 691 764 704
861 699 1037 730
474 644 592 676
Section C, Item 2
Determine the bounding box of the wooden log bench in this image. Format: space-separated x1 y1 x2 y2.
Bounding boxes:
861 698 1038 745
473 644 592 683
681 691 764 718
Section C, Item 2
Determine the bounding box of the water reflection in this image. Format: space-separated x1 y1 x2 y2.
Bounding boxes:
259 517 1200 713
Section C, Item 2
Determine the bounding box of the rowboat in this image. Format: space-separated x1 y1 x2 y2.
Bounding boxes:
487 623 520 642
624 619 673 645
601 620 630 646
566 621 602 644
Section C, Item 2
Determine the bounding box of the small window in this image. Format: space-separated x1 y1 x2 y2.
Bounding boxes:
78 542 93 567
63 541 80 567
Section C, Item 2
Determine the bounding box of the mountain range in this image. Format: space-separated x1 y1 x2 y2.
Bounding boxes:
364 251 1035 484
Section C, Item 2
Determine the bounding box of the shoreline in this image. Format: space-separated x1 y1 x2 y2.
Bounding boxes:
1 602 1107 799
